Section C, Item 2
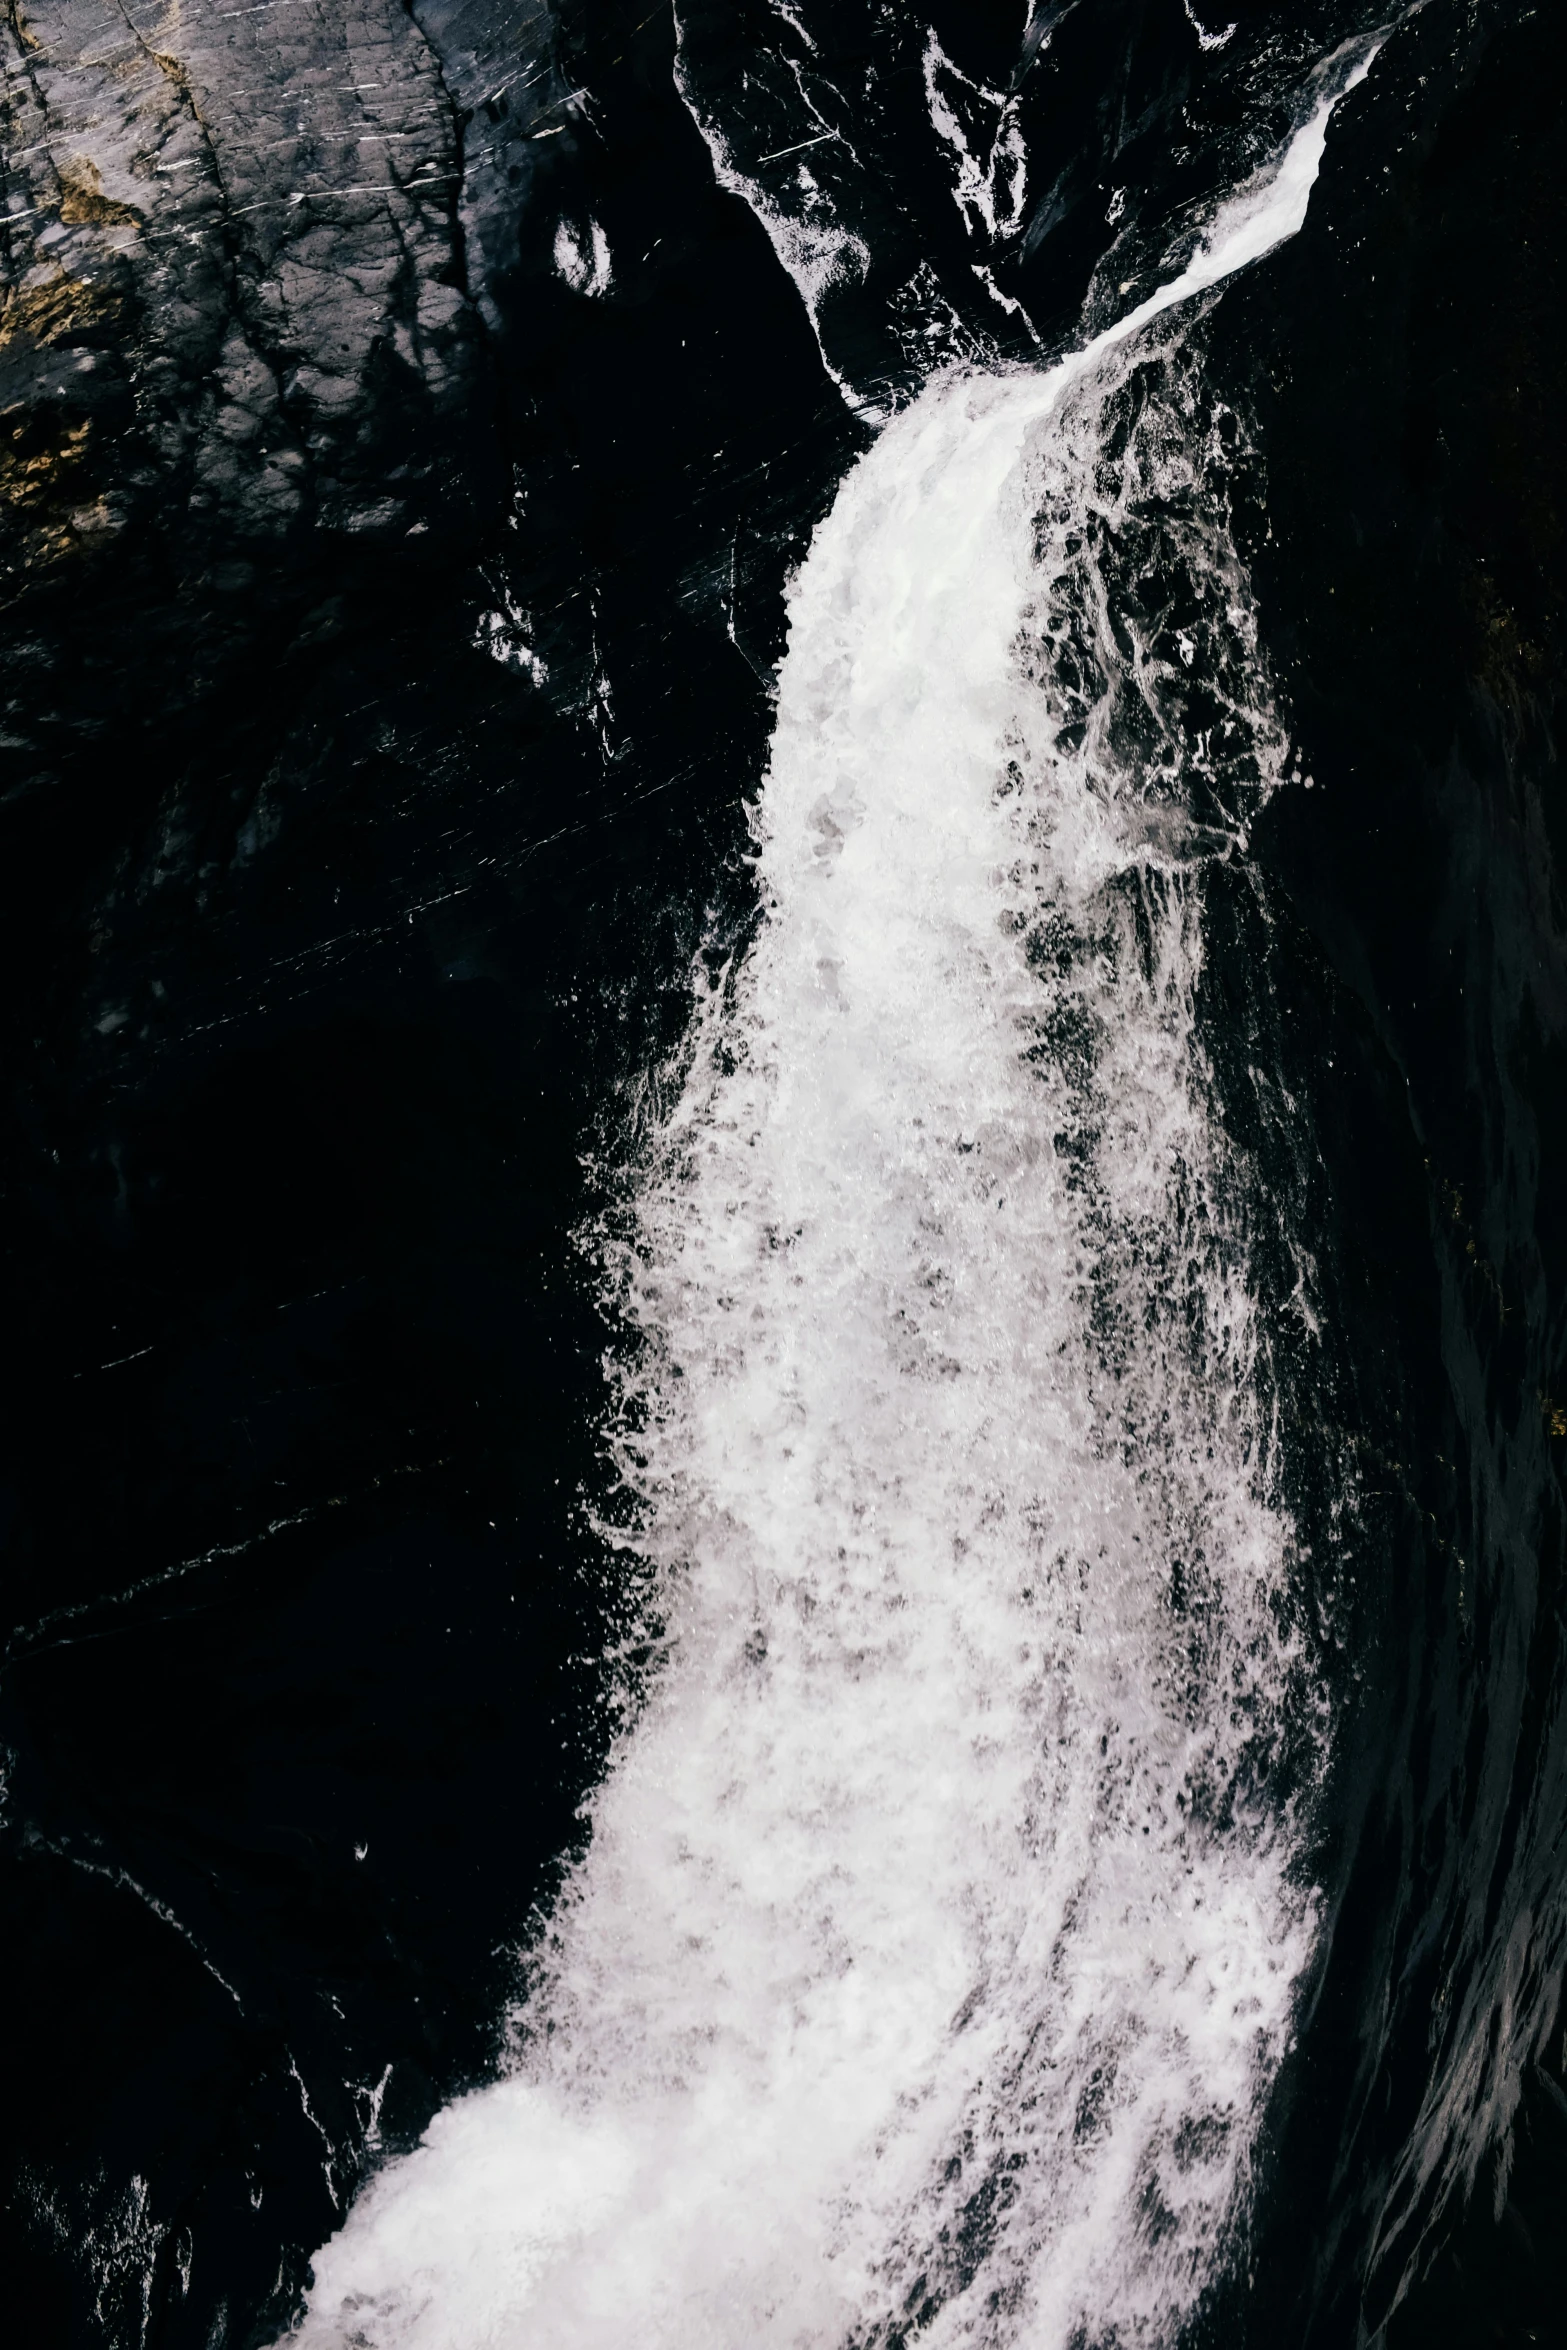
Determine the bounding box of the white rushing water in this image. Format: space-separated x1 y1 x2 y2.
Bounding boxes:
291 43 1380 2350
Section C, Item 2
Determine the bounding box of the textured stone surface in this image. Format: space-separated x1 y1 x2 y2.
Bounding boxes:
1 0 524 576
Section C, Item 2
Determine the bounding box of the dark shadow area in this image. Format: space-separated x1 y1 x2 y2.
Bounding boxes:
1197 5 1567 2341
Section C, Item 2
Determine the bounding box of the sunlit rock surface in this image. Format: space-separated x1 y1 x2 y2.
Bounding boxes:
2 0 517 568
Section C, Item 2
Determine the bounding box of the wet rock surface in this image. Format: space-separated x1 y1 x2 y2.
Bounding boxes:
2 0 502 556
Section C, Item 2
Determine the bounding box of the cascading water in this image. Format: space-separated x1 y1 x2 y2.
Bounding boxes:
288 44 1382 2350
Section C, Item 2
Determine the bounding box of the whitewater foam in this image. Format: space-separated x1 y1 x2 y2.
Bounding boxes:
288 41 1382 2350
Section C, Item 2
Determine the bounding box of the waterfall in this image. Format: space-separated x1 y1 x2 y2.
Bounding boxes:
288 40 1383 2350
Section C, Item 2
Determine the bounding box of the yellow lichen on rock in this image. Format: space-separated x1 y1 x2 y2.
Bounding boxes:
0 258 131 577
57 159 142 231
0 411 103 574
0 265 126 356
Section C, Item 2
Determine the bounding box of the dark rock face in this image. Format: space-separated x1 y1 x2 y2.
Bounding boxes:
0 2 846 2340
0 9 541 2341
1203 11 1567 2345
